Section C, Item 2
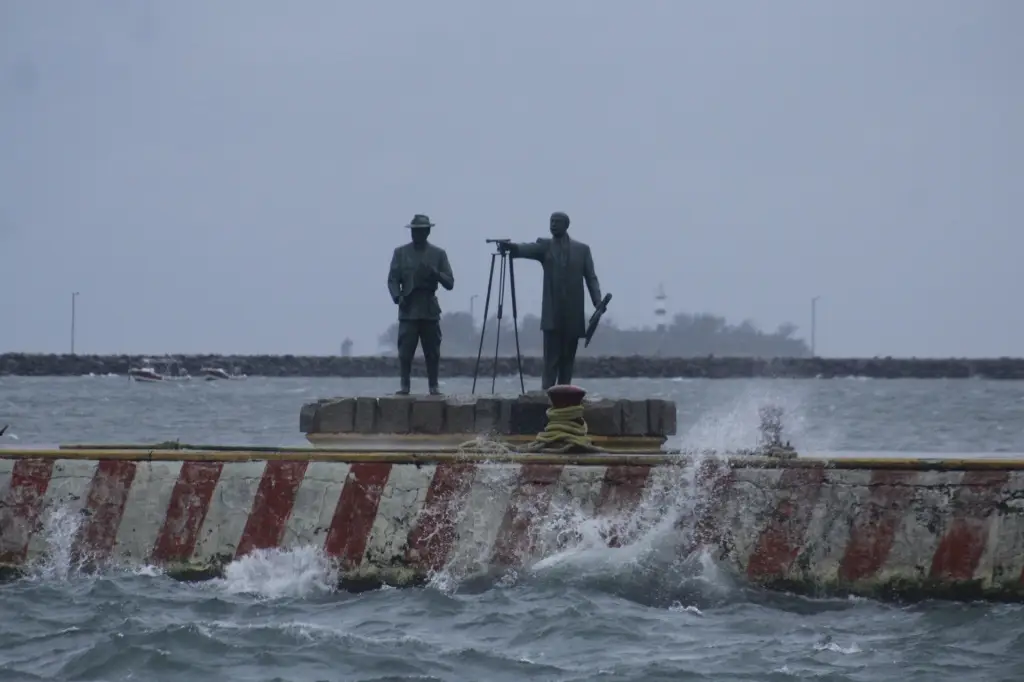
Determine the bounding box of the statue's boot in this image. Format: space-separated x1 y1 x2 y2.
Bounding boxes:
426 356 441 395
398 355 412 395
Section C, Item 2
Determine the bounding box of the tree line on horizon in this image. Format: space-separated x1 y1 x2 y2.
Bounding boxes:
377 311 811 358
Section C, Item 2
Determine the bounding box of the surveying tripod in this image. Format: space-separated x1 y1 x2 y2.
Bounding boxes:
471 239 526 395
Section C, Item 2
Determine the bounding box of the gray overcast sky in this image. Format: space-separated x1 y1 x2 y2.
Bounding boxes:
1 0 1020 357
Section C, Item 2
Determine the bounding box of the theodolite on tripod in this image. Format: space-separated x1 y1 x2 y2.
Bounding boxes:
471 239 526 395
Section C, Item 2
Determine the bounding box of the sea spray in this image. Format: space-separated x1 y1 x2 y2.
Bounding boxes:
210 546 339 599
25 504 84 581
426 389 810 604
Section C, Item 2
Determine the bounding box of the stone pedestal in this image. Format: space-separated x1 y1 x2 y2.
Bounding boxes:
300 391 677 452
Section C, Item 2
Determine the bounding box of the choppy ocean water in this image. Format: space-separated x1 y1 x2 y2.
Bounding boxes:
1 375 1024 682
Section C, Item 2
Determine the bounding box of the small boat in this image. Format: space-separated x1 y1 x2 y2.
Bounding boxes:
200 366 247 381
128 366 163 382
128 357 192 382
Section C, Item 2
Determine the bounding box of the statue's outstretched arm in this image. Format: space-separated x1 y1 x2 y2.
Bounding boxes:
508 239 546 262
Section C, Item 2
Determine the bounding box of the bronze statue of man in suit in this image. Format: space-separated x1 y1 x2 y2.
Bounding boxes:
387 214 455 395
499 211 603 390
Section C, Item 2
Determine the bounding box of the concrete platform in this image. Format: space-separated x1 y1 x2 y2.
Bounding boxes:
299 393 678 452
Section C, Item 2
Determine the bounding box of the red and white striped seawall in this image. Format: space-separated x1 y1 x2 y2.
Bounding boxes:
1 451 1022 600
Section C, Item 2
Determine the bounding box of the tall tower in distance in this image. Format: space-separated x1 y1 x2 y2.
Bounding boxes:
654 283 667 332
654 283 668 356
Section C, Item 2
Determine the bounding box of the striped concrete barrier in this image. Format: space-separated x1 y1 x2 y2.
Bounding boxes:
1 449 1022 601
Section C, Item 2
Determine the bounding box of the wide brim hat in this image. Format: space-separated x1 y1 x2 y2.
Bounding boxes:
405 214 435 229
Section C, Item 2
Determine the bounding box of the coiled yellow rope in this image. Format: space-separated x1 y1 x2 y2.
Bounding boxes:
524 404 605 453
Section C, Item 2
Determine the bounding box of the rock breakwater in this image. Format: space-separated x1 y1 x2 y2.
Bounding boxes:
2 353 1024 379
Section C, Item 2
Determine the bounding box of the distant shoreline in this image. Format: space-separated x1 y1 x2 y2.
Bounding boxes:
2 353 1023 379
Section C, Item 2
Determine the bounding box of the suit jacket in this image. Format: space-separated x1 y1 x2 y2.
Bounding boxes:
511 236 602 337
387 242 454 321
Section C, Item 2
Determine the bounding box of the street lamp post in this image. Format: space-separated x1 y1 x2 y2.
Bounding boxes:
71 291 80 355
811 295 819 357
470 294 478 321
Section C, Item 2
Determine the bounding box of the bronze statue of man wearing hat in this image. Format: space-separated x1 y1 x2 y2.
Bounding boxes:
387 214 455 395
497 211 603 390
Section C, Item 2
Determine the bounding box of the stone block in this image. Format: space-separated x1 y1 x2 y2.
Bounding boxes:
353 397 379 433
618 399 648 436
474 397 511 435
647 399 677 436
410 397 446 434
500 398 514 435
299 400 322 433
584 399 622 437
317 398 356 433
645 399 661 435
444 398 476 433
662 401 677 435
510 397 548 435
377 396 413 433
